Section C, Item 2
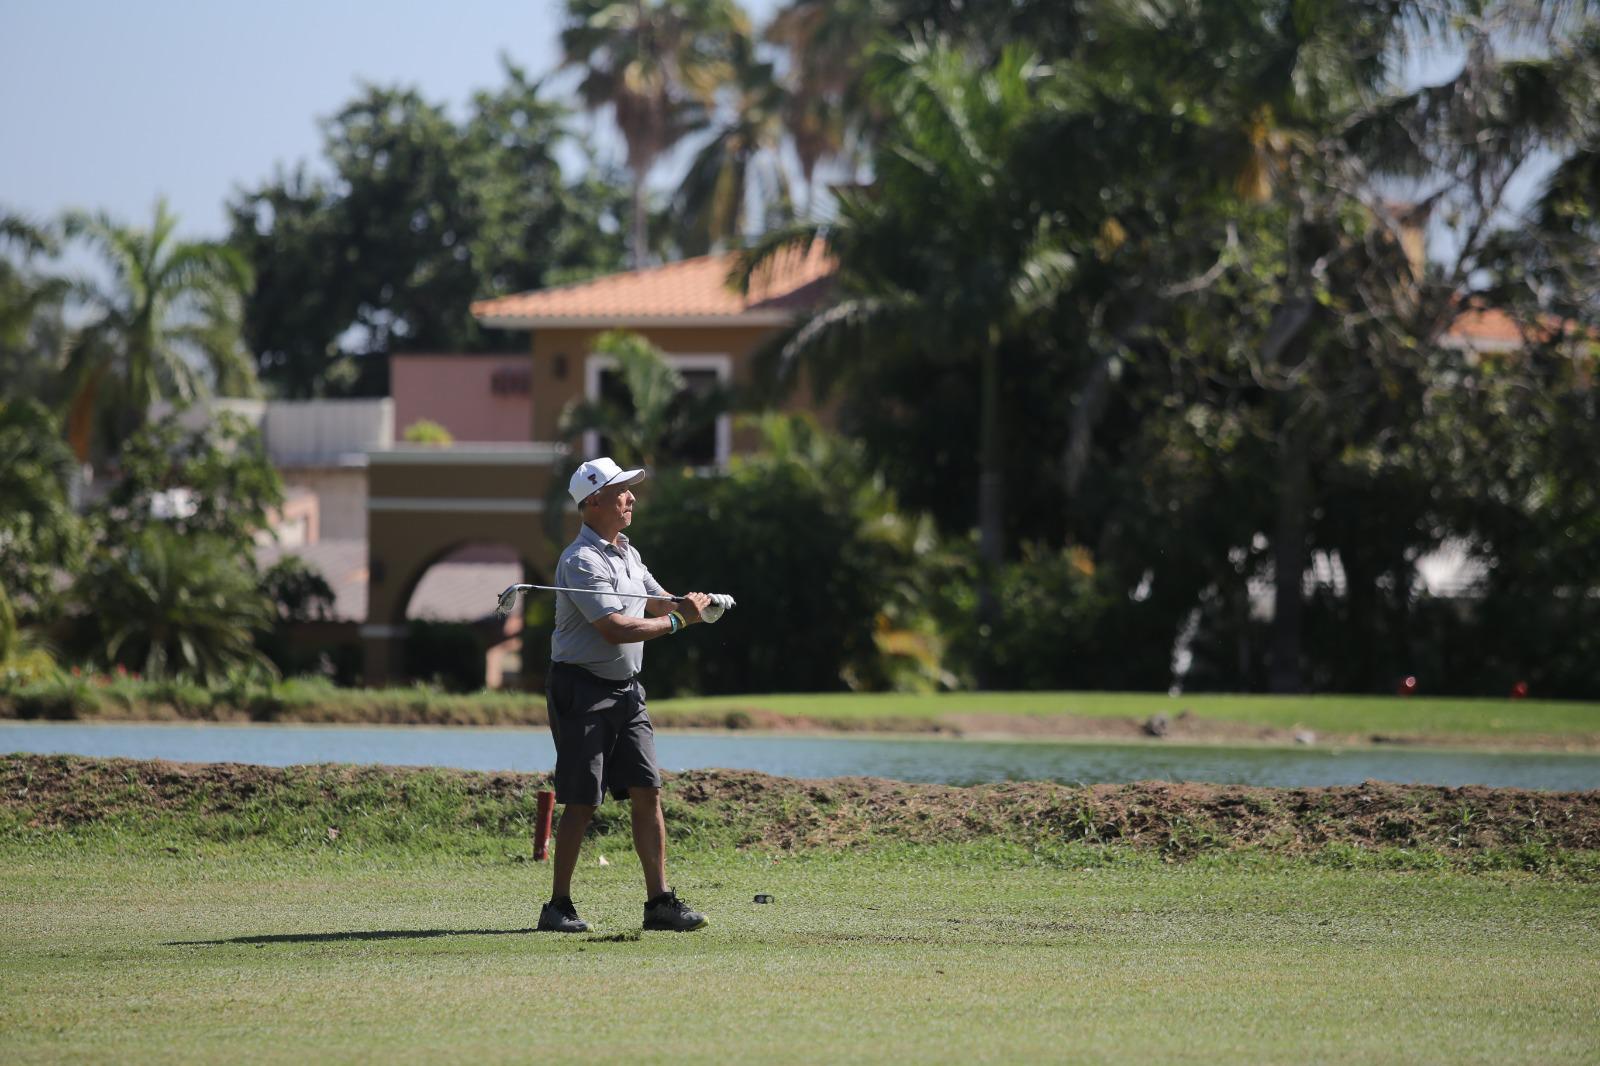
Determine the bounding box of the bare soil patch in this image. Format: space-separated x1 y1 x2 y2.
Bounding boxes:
4 755 1595 859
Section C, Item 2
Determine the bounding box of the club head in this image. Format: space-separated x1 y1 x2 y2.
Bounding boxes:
494 585 523 619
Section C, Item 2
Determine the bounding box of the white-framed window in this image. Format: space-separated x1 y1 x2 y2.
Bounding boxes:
582 352 733 469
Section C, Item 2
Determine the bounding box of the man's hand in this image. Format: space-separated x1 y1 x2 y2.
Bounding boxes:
677 592 712 623
699 593 736 624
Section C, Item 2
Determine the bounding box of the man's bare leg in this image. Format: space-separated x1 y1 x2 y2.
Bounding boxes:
551 803 595 899
629 787 668 899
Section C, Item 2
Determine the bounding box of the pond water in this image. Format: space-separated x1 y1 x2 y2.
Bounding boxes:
4 721 1597 790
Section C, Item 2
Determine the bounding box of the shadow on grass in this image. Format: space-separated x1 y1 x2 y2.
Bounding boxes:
165 928 535 946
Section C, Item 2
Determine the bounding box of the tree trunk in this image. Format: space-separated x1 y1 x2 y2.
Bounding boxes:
976 344 1004 690
1268 423 1310 693
65 364 108 464
1062 348 1113 499
630 171 648 270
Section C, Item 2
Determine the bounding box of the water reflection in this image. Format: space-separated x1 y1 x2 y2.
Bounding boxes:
2 721 1596 791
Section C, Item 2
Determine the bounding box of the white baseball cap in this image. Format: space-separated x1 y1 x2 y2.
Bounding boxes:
568 456 646 505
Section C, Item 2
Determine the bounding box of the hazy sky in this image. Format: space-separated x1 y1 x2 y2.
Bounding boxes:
0 0 780 240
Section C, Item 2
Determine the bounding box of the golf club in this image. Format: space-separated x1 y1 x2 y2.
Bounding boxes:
495 583 680 618
496 584 737 620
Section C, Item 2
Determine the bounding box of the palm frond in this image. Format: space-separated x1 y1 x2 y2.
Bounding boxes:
727 222 827 294
1008 245 1077 322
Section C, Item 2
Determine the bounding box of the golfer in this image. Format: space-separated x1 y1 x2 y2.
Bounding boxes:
537 456 713 934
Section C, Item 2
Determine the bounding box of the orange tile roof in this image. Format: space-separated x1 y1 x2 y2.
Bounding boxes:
1445 304 1591 350
477 248 1577 350
1445 306 1526 346
472 244 834 328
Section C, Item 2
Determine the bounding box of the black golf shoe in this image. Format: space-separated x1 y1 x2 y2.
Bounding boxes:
537 897 590 933
643 890 708 932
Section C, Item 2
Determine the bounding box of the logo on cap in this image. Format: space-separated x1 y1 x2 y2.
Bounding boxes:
587 473 598 484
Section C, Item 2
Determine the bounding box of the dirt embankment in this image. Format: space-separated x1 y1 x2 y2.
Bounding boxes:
4 754 1596 858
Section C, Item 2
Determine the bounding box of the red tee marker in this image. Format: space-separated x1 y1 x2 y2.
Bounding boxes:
534 790 555 860
1397 675 1418 696
1510 681 1529 700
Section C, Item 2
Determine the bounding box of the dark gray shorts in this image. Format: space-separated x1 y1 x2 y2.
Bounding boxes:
545 662 662 806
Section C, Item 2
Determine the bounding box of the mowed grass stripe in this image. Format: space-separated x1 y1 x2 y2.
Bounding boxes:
2 849 1597 1064
654 690 1600 738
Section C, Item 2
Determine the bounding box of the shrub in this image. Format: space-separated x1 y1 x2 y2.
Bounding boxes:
6 673 101 719
403 419 454 445
639 420 956 694
403 621 485 693
71 527 276 683
936 542 1178 691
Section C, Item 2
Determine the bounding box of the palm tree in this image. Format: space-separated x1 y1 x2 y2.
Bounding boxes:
763 1 879 212
561 0 749 268
671 44 791 254
736 40 1076 677
558 329 728 472
62 199 256 463
1098 0 1600 692
544 329 727 541
0 210 71 405
76 526 274 683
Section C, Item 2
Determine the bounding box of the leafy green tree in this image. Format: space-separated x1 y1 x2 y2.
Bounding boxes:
229 61 627 398
261 556 336 624
62 199 255 463
0 399 84 625
226 167 355 400
561 0 749 266
74 526 274 682
65 405 282 683
89 412 284 552
256 555 341 679
1194 0 1600 691
741 1 1600 695
641 416 951 694
461 62 631 295
739 39 1076 672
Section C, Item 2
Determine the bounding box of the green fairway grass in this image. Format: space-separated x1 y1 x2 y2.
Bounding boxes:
655 690 1600 741
4 753 1599 1064
3 840 1597 1065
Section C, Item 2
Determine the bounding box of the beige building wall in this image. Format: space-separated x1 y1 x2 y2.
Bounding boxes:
282 466 369 541
392 354 533 442
527 325 827 454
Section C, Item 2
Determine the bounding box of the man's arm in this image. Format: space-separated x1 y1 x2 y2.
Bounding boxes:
640 563 675 617
593 594 710 644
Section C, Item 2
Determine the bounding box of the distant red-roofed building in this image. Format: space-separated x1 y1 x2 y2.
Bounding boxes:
354 247 833 687
391 247 832 461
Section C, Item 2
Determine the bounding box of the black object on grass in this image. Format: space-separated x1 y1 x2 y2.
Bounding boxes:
754 894 774 904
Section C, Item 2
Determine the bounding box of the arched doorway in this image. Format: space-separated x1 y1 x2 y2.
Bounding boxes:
361 445 574 687
394 541 540 690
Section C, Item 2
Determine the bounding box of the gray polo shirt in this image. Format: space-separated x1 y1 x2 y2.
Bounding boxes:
550 523 668 680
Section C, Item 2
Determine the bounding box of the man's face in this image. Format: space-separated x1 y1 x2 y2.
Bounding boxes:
587 483 635 529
